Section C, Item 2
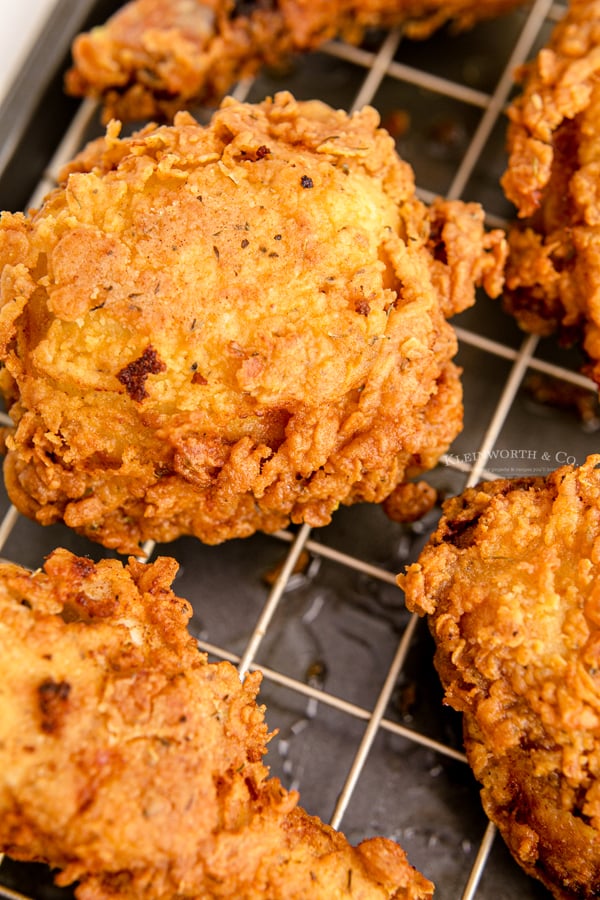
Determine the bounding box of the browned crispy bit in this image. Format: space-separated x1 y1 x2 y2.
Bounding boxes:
381 479 438 523
117 345 166 402
38 678 71 735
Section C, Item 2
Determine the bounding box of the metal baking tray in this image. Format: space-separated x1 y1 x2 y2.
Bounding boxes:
0 2 595 898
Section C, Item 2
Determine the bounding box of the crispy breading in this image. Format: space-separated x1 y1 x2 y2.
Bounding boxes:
400 454 600 899
381 479 438 523
0 548 433 900
65 0 530 123
0 92 506 553
501 1 600 388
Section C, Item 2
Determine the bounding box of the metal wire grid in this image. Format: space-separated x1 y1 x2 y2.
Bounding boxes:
0 1 597 898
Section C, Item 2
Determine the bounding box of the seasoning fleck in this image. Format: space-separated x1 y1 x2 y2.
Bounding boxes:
301 175 314 189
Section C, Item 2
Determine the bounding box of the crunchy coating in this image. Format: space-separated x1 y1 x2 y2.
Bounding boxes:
0 92 506 553
381 479 438 523
501 1 600 388
400 454 600 899
0 547 433 900
65 0 530 123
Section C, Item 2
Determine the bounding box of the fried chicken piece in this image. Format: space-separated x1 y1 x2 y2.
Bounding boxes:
0 547 433 900
65 0 530 123
501 1 600 388
400 454 600 899
0 91 506 553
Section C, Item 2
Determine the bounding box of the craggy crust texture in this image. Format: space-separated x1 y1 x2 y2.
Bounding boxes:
0 92 506 553
0 548 434 900
65 0 529 122
501 2 600 388
400 455 600 900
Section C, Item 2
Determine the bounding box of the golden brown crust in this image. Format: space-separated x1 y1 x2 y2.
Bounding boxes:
65 0 529 123
502 1 600 387
381 478 438 522
400 454 600 899
0 548 433 900
0 92 506 553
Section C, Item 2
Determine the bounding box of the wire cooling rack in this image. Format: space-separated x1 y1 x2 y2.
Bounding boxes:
0 1 598 898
